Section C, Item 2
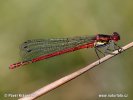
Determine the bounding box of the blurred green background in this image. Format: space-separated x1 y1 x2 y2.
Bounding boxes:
0 0 133 100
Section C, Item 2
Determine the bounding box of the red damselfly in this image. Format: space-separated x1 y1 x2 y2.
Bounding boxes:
9 32 121 69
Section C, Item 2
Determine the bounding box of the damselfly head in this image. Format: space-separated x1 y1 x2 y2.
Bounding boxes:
112 32 120 41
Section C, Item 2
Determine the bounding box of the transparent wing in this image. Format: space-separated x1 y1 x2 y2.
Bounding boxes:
20 36 94 61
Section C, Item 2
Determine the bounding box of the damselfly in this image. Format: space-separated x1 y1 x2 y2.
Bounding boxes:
9 32 121 69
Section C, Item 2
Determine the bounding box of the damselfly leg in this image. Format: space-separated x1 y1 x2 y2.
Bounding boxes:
104 40 122 55
94 47 105 63
94 41 122 64
114 42 123 53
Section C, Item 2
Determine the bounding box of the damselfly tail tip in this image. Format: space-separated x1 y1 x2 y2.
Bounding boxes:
9 63 20 69
9 62 22 69
9 61 32 69
9 64 16 69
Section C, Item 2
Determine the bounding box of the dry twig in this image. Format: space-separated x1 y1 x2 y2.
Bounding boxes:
19 42 133 100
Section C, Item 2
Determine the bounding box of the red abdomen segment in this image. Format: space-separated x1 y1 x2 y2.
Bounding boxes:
32 43 94 62
9 42 94 69
9 61 32 69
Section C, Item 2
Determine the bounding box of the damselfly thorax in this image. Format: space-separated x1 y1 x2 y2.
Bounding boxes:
94 41 109 48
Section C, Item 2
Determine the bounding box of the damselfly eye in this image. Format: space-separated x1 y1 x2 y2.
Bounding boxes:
112 32 120 40
113 36 119 41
